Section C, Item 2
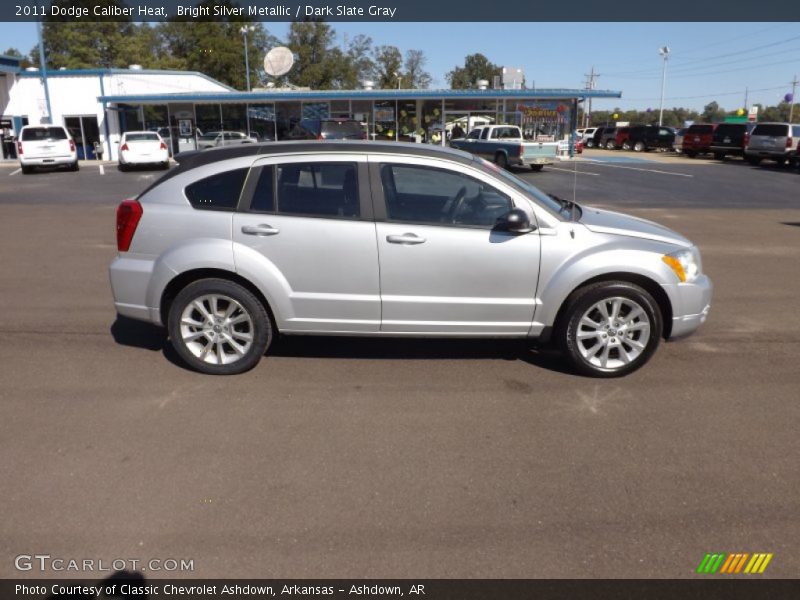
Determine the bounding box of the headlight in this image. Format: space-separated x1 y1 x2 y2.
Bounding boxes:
662 247 702 283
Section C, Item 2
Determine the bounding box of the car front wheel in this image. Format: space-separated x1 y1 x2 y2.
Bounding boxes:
558 281 662 377
168 278 272 375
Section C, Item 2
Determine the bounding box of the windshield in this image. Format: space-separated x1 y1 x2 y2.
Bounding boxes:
472 157 567 217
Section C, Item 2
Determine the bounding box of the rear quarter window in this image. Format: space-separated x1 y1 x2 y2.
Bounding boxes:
184 168 248 211
752 124 788 136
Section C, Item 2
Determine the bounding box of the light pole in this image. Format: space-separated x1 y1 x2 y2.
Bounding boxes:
658 46 670 126
240 25 256 92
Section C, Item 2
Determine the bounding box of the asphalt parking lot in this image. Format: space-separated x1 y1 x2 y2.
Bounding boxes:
0 152 798 579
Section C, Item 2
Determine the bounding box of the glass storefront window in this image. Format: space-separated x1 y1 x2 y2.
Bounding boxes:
221 104 248 136
195 104 221 137
275 101 301 140
373 100 395 141
396 100 418 143
302 102 329 120
247 104 276 141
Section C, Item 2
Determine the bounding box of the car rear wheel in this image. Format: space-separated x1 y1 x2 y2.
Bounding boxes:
746 156 761 166
633 141 645 152
21 165 33 175
585 139 595 148
713 152 725 161
558 281 662 377
684 151 697 158
621 140 632 151
530 164 544 172
168 278 272 375
495 152 508 169
605 140 616 150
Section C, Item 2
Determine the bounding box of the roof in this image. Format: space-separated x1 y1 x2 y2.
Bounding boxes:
98 87 622 104
0 54 22 74
18 68 234 91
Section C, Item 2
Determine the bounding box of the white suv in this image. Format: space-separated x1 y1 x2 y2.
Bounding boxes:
17 125 78 174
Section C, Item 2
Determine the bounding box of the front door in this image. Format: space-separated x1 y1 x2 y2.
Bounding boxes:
371 158 541 335
233 155 380 333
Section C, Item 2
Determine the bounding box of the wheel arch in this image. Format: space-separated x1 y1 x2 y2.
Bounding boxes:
549 272 673 341
160 268 279 333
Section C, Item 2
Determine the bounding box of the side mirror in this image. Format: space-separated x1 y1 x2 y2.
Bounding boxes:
496 208 535 234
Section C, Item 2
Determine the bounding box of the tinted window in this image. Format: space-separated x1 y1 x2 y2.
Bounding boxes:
380 164 512 228
21 127 68 141
185 168 247 211
249 167 275 212
793 126 800 137
714 124 744 136
688 125 714 134
466 129 481 140
752 124 789 136
277 163 359 218
125 133 159 142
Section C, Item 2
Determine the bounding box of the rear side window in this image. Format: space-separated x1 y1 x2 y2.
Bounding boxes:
185 168 248 211
752 124 789 136
277 163 359 218
792 126 800 137
21 127 68 141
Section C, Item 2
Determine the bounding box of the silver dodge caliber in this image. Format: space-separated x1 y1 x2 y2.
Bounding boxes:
109 141 712 377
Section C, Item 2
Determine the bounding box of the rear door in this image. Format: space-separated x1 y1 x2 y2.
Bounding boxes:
370 155 541 335
20 126 72 158
232 154 380 333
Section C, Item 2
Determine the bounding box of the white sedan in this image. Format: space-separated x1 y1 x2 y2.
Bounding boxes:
118 131 170 170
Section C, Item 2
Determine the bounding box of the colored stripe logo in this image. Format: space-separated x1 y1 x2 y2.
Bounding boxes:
697 553 773 574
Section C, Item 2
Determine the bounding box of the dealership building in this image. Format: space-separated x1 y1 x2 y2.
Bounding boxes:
1 53 622 161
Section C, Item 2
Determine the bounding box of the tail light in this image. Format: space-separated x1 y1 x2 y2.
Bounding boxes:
159 142 167 150
787 137 793 148
317 134 324 140
743 132 750 147
518 144 524 157
120 143 129 152
16 141 22 155
116 199 143 252
69 139 75 152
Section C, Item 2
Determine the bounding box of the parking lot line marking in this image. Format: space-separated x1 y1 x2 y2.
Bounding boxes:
98 165 105 175
548 166 600 176
9 168 21 176
581 159 694 177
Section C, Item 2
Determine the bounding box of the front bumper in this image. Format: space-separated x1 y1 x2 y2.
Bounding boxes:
663 274 713 339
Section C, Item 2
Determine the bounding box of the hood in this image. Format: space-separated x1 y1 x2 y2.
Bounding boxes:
579 206 692 248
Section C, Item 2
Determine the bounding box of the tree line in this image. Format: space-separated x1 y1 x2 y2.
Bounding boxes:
589 100 799 127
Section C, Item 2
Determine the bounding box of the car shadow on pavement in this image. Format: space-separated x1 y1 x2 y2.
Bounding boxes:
110 316 166 351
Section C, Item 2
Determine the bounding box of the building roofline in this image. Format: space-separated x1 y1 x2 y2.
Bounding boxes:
0 53 22 74
98 88 622 104
18 68 235 91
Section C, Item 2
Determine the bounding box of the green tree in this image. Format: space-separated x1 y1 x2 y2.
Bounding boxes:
373 45 403 89
701 101 726 123
284 21 350 89
446 53 501 89
342 34 374 89
404 49 431 89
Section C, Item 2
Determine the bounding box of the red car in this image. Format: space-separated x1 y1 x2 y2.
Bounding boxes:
682 123 718 157
612 126 631 150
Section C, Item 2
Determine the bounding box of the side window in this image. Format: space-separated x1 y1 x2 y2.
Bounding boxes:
793 126 800 137
466 129 480 140
185 168 247 211
480 128 490 140
249 167 275 212
276 162 359 218
380 164 512 228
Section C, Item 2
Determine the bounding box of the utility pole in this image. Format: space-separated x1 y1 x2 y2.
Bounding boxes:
744 86 748 112
583 66 599 127
658 46 670 127
790 75 798 123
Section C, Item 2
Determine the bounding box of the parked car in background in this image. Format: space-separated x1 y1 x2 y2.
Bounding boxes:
744 122 800 166
673 128 688 153
287 118 367 140
709 122 756 160
118 131 170 171
613 126 631 150
449 124 558 170
197 131 256 150
682 124 718 157
109 141 712 378
17 124 78 174
598 127 618 149
581 127 599 147
624 125 676 152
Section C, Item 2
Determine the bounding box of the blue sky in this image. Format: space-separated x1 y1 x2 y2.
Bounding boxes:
2 21 798 111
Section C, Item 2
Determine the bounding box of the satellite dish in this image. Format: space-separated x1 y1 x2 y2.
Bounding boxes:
264 46 294 77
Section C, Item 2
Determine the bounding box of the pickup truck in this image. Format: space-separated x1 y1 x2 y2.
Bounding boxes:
449 125 558 171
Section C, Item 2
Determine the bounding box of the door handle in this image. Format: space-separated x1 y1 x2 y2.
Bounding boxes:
241 224 280 236
386 233 426 245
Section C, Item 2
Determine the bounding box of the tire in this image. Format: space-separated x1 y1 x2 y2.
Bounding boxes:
775 157 787 167
161 161 170 170
530 164 544 172
746 156 761 166
633 141 645 152
557 281 663 378
713 152 725 161
586 139 595 148
118 163 128 172
167 278 272 375
621 140 632 151
684 151 697 158
495 152 508 170
21 165 33 175
605 140 615 150
70 161 79 172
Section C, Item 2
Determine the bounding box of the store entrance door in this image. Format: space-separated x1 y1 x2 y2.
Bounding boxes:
64 116 101 160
